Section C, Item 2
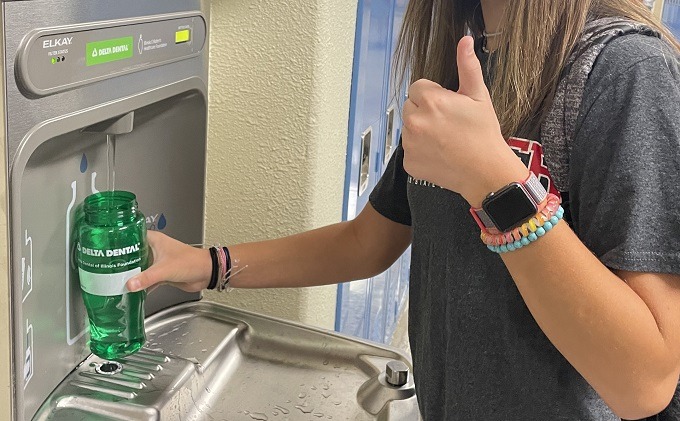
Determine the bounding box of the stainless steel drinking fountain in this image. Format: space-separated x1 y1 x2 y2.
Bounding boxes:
0 1 419 420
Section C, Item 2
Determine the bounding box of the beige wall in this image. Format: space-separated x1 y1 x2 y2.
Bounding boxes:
654 0 666 19
204 1 357 329
0 20 12 419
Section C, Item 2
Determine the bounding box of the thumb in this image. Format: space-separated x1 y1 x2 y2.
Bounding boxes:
456 36 488 101
126 265 167 292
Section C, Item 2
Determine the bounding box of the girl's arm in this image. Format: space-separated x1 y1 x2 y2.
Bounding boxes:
402 36 680 419
126 203 412 292
501 222 680 420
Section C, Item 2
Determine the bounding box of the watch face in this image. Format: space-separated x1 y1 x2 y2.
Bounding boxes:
483 184 538 232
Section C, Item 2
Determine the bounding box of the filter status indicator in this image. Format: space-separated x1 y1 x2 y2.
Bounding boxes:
175 29 191 44
86 37 134 66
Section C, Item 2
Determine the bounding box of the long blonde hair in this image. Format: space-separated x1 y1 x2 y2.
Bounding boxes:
394 0 680 137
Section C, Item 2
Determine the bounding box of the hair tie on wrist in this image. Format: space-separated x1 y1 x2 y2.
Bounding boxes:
207 247 219 290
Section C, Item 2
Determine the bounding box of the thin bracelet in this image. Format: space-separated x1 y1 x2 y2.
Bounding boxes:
218 247 247 292
216 246 227 283
218 246 232 292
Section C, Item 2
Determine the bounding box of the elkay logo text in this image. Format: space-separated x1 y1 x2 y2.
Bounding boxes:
43 37 73 49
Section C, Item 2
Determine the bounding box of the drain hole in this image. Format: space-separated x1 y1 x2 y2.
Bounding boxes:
95 361 123 375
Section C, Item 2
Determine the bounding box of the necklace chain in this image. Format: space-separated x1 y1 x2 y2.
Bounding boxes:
483 30 503 38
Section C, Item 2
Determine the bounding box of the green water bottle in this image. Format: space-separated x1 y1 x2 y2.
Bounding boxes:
76 191 148 359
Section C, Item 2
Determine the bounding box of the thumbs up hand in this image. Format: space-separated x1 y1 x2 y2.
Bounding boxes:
402 36 528 207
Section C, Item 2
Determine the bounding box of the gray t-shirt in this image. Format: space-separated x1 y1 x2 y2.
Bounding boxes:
369 34 680 420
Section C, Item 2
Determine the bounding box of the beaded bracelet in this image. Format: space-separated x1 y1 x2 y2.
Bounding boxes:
485 205 565 254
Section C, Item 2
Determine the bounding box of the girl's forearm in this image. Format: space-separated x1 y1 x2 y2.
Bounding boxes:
228 206 412 289
501 222 679 419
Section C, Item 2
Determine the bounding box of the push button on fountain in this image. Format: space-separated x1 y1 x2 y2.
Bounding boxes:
385 361 409 387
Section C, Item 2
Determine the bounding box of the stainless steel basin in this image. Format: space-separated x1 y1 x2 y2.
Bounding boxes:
34 301 420 420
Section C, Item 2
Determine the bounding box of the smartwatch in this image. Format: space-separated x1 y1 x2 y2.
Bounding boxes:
471 172 547 233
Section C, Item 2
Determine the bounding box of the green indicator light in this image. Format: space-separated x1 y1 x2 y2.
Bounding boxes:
175 29 191 44
86 36 134 67
51 57 57 64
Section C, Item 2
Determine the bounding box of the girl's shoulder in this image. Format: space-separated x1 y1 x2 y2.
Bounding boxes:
589 33 679 87
572 32 679 148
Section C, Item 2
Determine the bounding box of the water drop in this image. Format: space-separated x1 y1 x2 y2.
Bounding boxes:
202 349 208 353
323 384 329 390
322 393 331 399
313 413 324 418
311 386 317 390
323 360 329 365
294 405 313 414
298 393 307 399
272 411 279 416
80 154 88 173
205 387 211 393
248 412 268 420
333 402 341 406
158 214 167 230
274 406 289 415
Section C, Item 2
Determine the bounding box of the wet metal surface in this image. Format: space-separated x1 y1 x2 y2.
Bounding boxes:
34 301 419 420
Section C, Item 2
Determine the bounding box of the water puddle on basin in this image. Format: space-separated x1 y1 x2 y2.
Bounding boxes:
295 405 313 414
273 405 290 415
244 411 269 421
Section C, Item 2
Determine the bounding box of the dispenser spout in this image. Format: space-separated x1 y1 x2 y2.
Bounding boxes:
83 111 134 135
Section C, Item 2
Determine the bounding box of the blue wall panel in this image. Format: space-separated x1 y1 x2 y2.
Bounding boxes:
664 0 680 39
336 0 411 345
342 0 392 220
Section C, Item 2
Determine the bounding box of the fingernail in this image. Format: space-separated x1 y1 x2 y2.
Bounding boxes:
467 37 475 55
127 278 140 292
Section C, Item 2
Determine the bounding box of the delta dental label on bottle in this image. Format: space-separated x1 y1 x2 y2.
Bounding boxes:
77 242 143 296
79 243 141 258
